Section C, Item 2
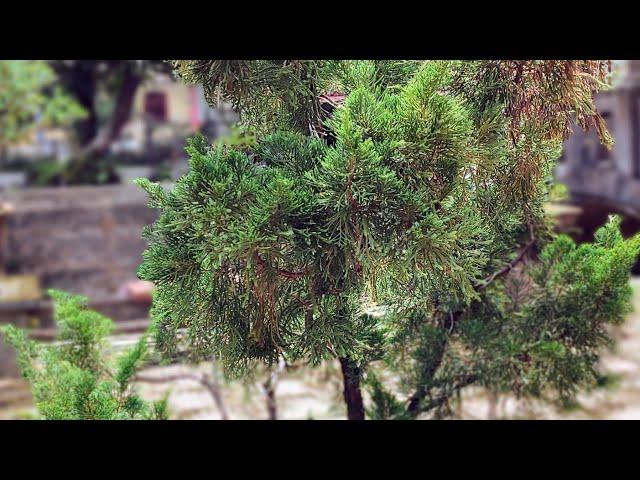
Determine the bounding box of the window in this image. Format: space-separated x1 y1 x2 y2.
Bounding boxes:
144 91 168 122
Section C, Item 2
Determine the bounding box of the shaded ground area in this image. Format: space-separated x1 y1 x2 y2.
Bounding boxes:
4 279 640 420
134 361 347 420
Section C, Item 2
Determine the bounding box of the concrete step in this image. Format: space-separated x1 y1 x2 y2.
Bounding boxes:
0 379 32 409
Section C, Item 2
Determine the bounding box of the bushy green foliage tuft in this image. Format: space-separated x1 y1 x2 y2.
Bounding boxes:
0 290 167 420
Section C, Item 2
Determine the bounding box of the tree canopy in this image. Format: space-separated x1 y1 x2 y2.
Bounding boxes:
137 60 637 419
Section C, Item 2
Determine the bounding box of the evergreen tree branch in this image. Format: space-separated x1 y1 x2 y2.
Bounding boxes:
407 224 536 415
476 224 536 291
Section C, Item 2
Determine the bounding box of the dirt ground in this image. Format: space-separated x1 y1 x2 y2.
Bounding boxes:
4 279 640 420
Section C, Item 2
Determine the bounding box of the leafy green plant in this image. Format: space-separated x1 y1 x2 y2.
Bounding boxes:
549 182 569 203
0 290 167 420
137 60 636 419
18 156 120 187
0 61 85 151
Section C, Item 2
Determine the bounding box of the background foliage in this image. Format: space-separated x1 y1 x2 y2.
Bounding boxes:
0 60 86 152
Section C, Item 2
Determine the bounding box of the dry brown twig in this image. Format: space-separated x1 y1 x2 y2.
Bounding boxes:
135 357 230 420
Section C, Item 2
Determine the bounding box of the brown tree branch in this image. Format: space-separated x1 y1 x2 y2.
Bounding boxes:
254 253 306 280
406 225 536 416
476 241 535 291
407 375 478 417
476 223 536 291
260 356 286 420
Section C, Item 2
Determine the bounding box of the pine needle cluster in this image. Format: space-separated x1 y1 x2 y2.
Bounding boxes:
1 290 167 420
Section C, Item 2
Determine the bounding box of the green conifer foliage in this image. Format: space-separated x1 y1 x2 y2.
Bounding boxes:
138 60 638 419
0 290 167 420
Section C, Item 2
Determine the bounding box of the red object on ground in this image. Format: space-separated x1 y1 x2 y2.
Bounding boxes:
125 280 155 304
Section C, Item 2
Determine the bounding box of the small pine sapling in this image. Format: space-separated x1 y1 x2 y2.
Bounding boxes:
0 290 167 420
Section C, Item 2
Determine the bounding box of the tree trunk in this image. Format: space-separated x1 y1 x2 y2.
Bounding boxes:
83 63 142 157
66 63 98 146
264 383 278 420
339 356 365 420
262 357 286 420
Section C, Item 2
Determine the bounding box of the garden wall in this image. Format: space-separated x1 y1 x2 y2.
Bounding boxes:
0 184 160 375
3 184 156 295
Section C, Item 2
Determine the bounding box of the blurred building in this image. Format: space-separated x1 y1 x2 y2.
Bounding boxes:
110 73 236 155
6 72 235 162
556 60 640 239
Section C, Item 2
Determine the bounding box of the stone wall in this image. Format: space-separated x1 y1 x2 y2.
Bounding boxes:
1 184 161 376
1 184 160 324
556 62 640 219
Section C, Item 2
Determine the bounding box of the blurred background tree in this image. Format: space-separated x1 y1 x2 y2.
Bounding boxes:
45 61 173 182
49 60 172 155
1 60 191 186
0 60 86 162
